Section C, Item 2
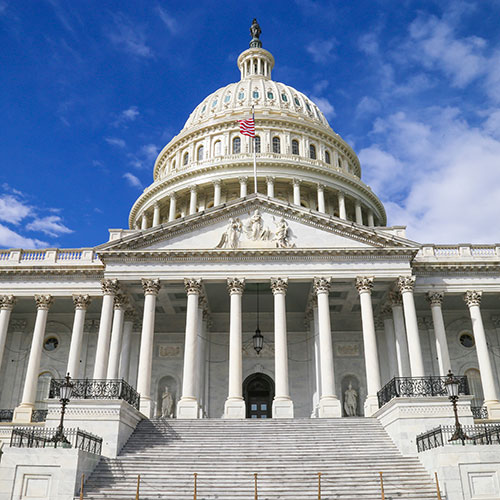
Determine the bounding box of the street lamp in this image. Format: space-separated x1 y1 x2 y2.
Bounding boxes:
445 369 469 445
51 372 73 447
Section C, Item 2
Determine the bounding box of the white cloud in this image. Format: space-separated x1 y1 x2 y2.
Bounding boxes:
0 194 32 224
26 216 73 237
123 172 142 189
105 137 126 148
128 143 160 169
306 39 336 63
0 224 47 249
108 14 153 58
356 96 381 117
310 96 335 120
157 6 178 34
312 80 329 94
113 106 139 127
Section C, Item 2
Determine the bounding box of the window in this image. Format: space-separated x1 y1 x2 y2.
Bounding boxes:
281 93 288 102
183 152 189 166
224 95 231 103
292 139 299 155
272 136 281 153
253 90 259 99
459 332 475 348
201 105 206 113
294 97 300 106
214 141 221 156
171 160 176 170
254 136 261 153
211 99 218 107
267 91 274 99
325 150 331 164
306 102 312 112
338 158 342 168
238 91 245 99
309 144 317 159
197 146 204 161
232 137 241 154
43 337 58 352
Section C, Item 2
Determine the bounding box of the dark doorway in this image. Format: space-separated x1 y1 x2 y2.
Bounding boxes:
243 373 275 419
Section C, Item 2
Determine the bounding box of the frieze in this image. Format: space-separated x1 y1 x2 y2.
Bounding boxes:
334 342 360 357
8 319 26 332
158 344 183 358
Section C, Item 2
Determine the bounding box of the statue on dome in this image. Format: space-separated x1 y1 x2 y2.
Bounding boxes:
274 218 295 248
216 217 242 249
344 382 358 417
246 209 270 241
249 19 262 48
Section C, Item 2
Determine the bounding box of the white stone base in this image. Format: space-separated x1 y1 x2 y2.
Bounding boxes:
485 400 500 419
363 395 379 417
12 405 33 424
176 398 199 419
272 398 294 418
139 397 154 419
46 399 143 458
318 396 342 418
224 398 246 419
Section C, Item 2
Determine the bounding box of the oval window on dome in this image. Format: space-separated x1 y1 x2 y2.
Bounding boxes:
212 99 218 107
281 93 288 102
306 103 312 112
294 97 301 106
201 105 207 113
267 91 274 99
224 95 231 103
253 91 259 99
238 92 245 100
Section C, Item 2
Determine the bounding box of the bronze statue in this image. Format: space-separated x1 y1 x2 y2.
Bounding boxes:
249 19 262 48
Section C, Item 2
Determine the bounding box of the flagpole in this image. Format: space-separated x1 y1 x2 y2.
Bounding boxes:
252 105 257 193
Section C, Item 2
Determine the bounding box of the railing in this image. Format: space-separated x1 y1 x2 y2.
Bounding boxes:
417 424 500 452
377 376 470 408
472 406 489 420
10 427 102 454
0 248 98 265
418 244 500 259
0 409 14 422
49 378 140 410
20 250 46 261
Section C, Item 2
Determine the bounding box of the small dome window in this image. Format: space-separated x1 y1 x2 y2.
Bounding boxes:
197 146 204 161
306 103 312 112
292 139 299 155
212 99 218 108
224 95 231 103
183 152 189 166
238 92 245 100
254 136 261 153
172 160 176 170
267 91 274 99
294 97 301 106
232 137 241 154
201 105 207 113
459 332 475 348
309 144 317 159
44 337 59 352
325 150 331 164
272 136 281 154
253 90 259 99
214 141 221 156
281 93 288 102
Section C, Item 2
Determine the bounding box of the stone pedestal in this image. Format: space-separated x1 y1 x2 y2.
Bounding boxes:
363 395 379 417
318 396 342 418
272 398 294 418
176 398 199 419
485 401 500 419
12 406 33 424
224 398 246 419
139 398 154 419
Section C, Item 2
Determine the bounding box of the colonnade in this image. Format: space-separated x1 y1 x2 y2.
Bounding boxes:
1 274 500 422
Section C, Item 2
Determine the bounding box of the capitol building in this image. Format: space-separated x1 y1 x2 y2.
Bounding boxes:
1 20 500 500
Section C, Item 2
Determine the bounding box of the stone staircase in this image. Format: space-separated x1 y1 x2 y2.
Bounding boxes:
81 418 437 499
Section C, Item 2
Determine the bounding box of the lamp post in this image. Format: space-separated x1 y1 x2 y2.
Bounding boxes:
253 283 264 354
445 369 469 445
51 372 73 447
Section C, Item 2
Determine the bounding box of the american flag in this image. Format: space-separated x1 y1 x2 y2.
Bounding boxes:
238 118 255 137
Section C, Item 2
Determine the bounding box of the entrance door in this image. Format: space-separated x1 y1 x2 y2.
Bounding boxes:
243 373 274 419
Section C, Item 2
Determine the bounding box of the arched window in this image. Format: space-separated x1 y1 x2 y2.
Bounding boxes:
309 144 316 159
272 136 281 154
325 150 331 164
197 146 204 161
254 136 261 154
171 160 176 170
233 137 241 154
214 141 221 156
183 152 189 166
36 371 53 408
292 139 299 155
338 157 342 169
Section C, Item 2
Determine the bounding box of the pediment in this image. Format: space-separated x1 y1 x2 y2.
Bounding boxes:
97 195 420 254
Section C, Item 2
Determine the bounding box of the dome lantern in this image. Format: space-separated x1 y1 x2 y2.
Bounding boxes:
237 19 274 81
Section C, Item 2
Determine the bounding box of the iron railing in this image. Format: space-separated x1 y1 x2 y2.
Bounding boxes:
0 409 13 422
417 424 500 452
49 378 140 410
472 406 488 420
377 376 470 408
10 426 102 454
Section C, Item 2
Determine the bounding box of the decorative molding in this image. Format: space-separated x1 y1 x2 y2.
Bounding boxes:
72 294 91 310
270 277 288 294
398 275 416 293
417 316 433 330
8 319 26 332
34 294 53 310
0 294 16 310
101 278 119 295
158 344 183 358
464 290 482 307
355 276 374 293
313 277 331 294
227 277 245 295
142 278 161 296
184 278 203 295
334 342 360 357
243 341 274 358
426 291 444 307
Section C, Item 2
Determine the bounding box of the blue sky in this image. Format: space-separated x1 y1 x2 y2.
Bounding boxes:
1 0 500 248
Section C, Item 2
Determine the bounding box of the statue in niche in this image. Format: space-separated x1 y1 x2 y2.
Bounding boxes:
216 217 242 249
274 217 295 248
245 209 270 241
161 386 174 418
344 382 358 417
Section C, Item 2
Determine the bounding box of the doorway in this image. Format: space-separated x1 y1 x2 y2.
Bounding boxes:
243 373 275 419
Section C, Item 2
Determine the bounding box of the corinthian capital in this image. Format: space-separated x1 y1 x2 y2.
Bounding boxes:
427 291 444 307
142 278 161 296
398 275 416 293
227 278 245 295
0 294 16 310
101 278 119 296
114 293 129 309
270 277 288 294
464 290 482 307
185 278 203 295
355 276 374 293
124 308 137 322
389 291 402 306
34 294 53 310
313 277 331 294
72 294 91 310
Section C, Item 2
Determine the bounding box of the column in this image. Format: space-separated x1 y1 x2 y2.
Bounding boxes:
270 278 294 418
168 193 177 222
137 278 161 417
189 185 197 215
177 278 202 419
141 212 148 230
239 176 248 198
106 294 128 379
355 200 363 225
398 276 425 377
14 295 53 423
93 279 119 378
119 309 135 382
367 210 375 227
338 191 346 220
464 291 500 417
313 277 342 418
317 184 325 213
153 203 161 226
0 295 16 374
66 294 91 379
380 305 399 380
266 176 275 197
224 278 246 418
293 179 301 205
213 180 222 206
311 301 322 417
427 292 451 376
389 291 411 377
355 277 381 416
196 300 208 417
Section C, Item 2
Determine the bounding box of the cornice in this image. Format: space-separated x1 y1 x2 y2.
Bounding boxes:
0 267 104 277
413 262 500 274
